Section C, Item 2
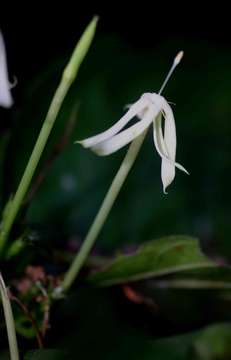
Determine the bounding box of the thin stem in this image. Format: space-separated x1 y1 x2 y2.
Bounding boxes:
0 273 20 360
61 131 147 292
0 17 98 253
158 51 183 95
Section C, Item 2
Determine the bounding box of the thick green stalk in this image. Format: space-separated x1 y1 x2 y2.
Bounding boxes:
61 131 147 292
0 16 98 252
0 273 20 360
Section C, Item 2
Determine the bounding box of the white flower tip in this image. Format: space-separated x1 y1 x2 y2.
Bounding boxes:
0 31 13 108
75 139 107 156
0 96 13 109
174 51 184 66
74 139 89 148
75 139 88 148
162 173 174 193
124 103 131 110
162 166 189 194
180 166 189 175
75 140 88 149
163 187 168 195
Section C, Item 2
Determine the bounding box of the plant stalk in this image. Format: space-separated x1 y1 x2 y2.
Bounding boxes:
0 273 20 360
61 131 147 292
0 16 98 253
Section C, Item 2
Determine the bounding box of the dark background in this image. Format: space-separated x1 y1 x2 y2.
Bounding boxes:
1 5 231 359
1 5 231 79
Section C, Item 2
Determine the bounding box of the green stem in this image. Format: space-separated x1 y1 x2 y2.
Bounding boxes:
0 84 69 252
0 16 98 253
62 131 147 292
0 273 20 360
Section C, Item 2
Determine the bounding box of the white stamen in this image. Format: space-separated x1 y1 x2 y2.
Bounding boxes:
158 50 184 95
174 51 184 66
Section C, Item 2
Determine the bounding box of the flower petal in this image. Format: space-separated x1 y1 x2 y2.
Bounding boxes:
153 110 188 193
161 101 176 193
0 31 13 108
77 97 149 148
91 107 154 156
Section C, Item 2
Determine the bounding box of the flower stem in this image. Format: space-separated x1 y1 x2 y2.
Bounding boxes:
61 51 184 292
61 131 147 292
0 16 98 253
0 273 20 360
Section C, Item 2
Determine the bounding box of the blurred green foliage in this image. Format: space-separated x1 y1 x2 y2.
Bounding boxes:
88 235 214 285
1 34 231 359
22 323 231 360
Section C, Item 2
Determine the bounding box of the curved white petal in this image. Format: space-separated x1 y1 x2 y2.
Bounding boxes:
161 101 176 193
91 107 154 156
153 110 188 193
0 31 13 108
161 100 176 157
77 97 149 148
153 113 188 172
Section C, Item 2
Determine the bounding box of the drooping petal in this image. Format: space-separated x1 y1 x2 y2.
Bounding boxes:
0 31 13 108
91 107 154 156
153 110 188 193
161 102 176 193
77 97 149 148
153 113 188 172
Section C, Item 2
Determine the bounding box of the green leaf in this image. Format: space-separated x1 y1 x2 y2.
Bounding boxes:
193 323 231 359
148 267 231 290
147 323 231 360
24 349 68 360
88 235 215 286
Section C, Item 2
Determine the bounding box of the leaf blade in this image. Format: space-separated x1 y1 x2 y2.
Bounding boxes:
88 235 215 286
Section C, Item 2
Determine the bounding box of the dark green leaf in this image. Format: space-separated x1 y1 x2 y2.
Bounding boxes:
193 323 231 359
148 323 231 360
89 235 215 286
149 267 231 289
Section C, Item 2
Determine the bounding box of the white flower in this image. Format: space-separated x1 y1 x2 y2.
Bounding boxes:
77 92 188 193
0 31 13 108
